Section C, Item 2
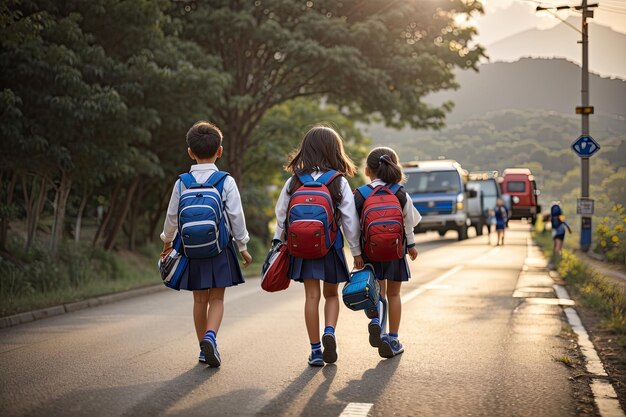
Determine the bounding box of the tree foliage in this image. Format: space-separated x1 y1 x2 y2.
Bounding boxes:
177 0 484 180
0 0 483 259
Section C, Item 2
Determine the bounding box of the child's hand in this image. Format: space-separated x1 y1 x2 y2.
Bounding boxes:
408 247 419 261
353 255 364 270
160 244 173 261
241 250 253 268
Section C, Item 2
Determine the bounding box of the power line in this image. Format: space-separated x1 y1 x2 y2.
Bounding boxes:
601 3 626 10
598 6 626 13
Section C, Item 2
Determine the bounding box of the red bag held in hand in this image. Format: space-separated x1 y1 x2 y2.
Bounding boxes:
261 240 290 292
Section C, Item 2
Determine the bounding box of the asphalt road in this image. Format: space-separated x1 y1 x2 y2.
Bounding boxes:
0 223 577 417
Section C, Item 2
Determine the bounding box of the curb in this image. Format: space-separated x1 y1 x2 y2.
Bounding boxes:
542 256 625 417
0 284 166 330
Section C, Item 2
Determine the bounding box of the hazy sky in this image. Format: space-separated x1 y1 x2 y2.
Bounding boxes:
473 0 626 45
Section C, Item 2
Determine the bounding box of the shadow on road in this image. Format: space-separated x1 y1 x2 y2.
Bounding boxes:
298 365 342 416
256 364 330 416
120 365 220 417
334 357 401 410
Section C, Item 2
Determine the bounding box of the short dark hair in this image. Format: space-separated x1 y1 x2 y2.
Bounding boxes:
186 121 223 159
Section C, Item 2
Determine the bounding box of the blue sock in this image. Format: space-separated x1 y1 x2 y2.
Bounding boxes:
370 317 380 325
206 330 216 341
324 326 335 335
311 342 322 352
389 332 398 339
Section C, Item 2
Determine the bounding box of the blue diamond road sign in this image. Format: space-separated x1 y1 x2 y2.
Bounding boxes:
571 135 600 158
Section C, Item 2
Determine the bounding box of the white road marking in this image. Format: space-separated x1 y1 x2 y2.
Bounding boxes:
554 286 625 417
591 380 626 417
340 402 373 417
522 297 575 306
403 246 502 304
469 246 501 264
561 303 608 376
403 265 463 304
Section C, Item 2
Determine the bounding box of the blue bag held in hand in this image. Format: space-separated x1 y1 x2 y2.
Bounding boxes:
342 265 380 311
158 234 188 290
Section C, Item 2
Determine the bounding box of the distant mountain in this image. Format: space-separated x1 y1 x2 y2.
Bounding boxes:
426 58 626 124
486 17 626 80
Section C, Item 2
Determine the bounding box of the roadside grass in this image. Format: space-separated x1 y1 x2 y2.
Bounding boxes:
0 238 158 317
554 354 574 367
532 229 626 335
0 234 266 317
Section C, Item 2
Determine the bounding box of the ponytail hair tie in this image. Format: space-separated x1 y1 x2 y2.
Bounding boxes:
379 154 392 166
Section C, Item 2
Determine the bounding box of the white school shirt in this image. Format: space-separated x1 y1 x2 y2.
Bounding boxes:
368 179 422 247
160 163 250 252
273 173 362 257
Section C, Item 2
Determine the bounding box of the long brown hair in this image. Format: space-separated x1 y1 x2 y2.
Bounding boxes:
286 125 356 202
366 147 405 184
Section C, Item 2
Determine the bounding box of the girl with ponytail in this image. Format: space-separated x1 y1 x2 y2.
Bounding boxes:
353 147 421 358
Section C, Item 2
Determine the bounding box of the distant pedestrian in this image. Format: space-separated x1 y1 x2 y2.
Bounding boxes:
550 202 572 258
485 209 496 245
495 198 508 246
273 125 362 367
160 121 252 367
354 147 421 358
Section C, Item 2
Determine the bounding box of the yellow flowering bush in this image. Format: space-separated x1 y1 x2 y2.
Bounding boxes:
595 204 626 263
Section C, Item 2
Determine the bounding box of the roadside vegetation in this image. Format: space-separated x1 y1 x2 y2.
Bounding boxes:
533 230 626 334
595 204 626 264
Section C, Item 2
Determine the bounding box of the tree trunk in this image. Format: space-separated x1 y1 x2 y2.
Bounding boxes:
147 183 173 243
0 171 18 250
127 199 138 251
26 176 47 251
49 170 72 257
223 118 250 184
126 182 146 251
104 178 139 251
74 190 88 244
92 179 122 247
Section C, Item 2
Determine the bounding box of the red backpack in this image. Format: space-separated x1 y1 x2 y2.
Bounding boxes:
356 184 405 261
286 170 342 259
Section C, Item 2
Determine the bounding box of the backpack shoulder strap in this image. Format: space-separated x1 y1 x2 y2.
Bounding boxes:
388 183 401 194
205 171 230 194
179 173 198 189
356 184 374 200
317 170 341 186
394 186 408 208
296 171 314 184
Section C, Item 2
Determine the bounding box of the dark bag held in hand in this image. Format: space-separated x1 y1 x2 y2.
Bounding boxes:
158 234 188 290
342 265 380 311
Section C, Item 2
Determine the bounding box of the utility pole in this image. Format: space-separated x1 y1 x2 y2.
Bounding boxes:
579 0 594 252
536 1 599 252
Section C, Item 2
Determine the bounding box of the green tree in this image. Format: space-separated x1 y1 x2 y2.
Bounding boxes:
177 0 484 181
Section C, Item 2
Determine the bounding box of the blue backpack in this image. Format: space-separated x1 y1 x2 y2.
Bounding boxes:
177 171 230 259
551 204 563 229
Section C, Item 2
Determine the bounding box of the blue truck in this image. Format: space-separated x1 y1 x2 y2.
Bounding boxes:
403 160 479 241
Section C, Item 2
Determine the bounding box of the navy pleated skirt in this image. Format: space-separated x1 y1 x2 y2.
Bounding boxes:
289 246 350 284
364 255 411 282
178 241 245 290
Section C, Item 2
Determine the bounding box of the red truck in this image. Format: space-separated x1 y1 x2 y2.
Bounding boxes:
501 168 541 225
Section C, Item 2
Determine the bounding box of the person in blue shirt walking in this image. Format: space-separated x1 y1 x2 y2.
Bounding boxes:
550 202 572 258
494 198 508 246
